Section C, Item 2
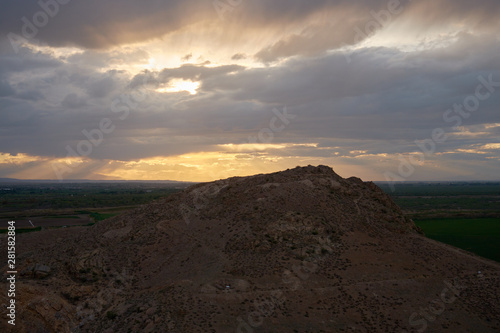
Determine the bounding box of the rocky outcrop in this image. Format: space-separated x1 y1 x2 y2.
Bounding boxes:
21 263 51 279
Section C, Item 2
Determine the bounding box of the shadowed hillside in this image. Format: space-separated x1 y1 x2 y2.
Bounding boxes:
1 166 499 332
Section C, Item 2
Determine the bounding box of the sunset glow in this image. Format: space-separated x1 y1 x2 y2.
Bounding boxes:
1 1 499 181
156 80 200 95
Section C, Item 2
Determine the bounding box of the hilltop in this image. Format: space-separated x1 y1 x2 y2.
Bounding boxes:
1 165 499 332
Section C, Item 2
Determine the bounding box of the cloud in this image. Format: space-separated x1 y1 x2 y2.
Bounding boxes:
0 0 497 56
231 53 247 60
1 0 210 49
66 48 150 69
181 53 193 62
2 32 499 163
86 76 117 99
1 1 499 180
0 78 14 97
61 93 86 109
128 64 245 89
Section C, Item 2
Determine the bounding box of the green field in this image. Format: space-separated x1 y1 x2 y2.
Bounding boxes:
415 218 500 262
0 181 190 231
379 182 500 263
378 182 500 219
0 182 187 215
76 210 121 222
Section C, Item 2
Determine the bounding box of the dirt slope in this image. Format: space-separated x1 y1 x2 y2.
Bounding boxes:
1 165 499 332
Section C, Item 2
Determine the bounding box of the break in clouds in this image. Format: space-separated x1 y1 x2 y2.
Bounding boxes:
0 0 499 181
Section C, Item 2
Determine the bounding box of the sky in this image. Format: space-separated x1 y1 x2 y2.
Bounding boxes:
0 0 499 182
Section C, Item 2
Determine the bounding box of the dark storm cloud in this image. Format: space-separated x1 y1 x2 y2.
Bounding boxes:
2 30 499 163
0 78 14 97
0 40 62 72
61 93 86 108
0 0 341 49
1 0 499 55
0 0 208 49
252 0 500 62
199 33 500 138
86 76 117 99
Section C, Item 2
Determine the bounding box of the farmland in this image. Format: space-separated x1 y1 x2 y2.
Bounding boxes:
379 181 500 262
0 181 191 231
413 217 500 262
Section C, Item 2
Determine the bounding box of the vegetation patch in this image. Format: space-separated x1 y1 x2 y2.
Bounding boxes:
415 217 500 262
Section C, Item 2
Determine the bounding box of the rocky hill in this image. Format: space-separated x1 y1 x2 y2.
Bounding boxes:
1 165 499 332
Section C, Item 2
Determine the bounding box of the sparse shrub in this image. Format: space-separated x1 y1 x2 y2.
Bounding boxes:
106 311 117 320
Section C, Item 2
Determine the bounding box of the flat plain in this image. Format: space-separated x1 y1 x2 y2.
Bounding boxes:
378 182 500 263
